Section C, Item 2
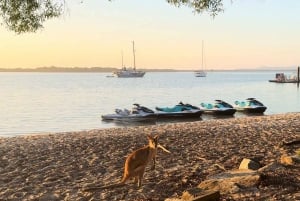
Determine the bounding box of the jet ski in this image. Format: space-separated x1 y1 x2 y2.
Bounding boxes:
200 100 236 115
233 98 267 113
155 102 203 118
101 104 157 122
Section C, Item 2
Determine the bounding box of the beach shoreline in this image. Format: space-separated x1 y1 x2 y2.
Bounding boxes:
0 113 299 200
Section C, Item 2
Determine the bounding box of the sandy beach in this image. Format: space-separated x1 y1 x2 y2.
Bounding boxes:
0 113 299 200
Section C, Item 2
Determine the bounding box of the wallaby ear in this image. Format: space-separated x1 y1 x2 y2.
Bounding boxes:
147 135 153 140
154 134 159 140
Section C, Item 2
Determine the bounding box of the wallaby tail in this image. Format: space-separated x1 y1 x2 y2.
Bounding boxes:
82 182 125 191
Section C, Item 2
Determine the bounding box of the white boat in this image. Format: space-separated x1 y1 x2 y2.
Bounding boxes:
114 68 145 78
195 40 207 77
114 41 145 78
195 70 207 77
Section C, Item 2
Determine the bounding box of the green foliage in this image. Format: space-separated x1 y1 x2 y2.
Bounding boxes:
0 0 63 34
167 0 224 16
0 0 224 34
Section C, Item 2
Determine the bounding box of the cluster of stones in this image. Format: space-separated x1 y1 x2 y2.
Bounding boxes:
166 145 300 201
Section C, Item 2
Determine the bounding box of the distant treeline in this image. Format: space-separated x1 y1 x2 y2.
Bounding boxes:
0 67 118 72
0 66 296 72
0 67 181 72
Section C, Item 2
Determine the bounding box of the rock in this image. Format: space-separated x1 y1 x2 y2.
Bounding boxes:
165 198 182 201
239 158 260 170
293 192 300 200
198 170 260 194
39 193 60 201
293 155 300 163
182 188 220 201
258 162 284 173
165 188 220 201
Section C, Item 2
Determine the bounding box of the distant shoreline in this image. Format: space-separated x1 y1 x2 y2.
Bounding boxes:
0 67 178 73
0 67 297 73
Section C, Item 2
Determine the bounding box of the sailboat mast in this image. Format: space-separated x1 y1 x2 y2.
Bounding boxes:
121 50 124 68
202 40 204 70
132 41 136 71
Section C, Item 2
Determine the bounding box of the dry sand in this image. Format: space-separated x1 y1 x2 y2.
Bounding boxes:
0 113 299 201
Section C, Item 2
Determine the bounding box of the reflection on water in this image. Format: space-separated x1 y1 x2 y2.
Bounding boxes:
101 119 157 127
101 117 203 128
156 117 202 124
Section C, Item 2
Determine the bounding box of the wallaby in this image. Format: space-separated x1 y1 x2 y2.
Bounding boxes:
121 134 158 187
83 134 169 191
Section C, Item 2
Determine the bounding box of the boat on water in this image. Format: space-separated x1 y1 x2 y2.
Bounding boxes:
233 98 267 113
114 68 145 78
200 100 236 115
195 71 207 77
269 73 299 83
155 102 203 118
101 104 156 122
114 41 145 78
195 40 207 77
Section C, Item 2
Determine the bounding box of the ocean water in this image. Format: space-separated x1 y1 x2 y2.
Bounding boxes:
0 71 299 137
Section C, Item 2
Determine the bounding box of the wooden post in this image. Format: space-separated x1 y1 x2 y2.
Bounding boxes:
297 66 300 88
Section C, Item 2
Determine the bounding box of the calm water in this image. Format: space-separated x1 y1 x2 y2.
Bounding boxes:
0 71 299 137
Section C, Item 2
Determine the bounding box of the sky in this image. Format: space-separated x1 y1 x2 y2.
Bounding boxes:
1 0 300 70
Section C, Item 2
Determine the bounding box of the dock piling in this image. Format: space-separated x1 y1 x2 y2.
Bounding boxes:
297 66 300 88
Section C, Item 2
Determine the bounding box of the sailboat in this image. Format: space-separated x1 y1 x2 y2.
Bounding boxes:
195 41 207 77
114 41 145 78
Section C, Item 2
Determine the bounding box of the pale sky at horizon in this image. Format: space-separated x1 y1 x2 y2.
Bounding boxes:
1 0 300 70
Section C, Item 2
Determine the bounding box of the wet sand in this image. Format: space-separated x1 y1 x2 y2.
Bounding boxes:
0 113 299 200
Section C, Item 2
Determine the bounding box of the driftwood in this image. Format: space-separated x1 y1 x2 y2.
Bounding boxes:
282 139 300 146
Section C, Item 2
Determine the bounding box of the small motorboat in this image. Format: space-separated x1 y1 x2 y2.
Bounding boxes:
269 73 298 83
155 102 203 118
101 104 157 122
233 98 267 113
200 100 236 115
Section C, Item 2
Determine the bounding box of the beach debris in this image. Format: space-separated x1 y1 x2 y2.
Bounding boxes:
211 163 226 171
281 139 300 146
158 144 171 153
182 188 220 201
257 162 284 173
280 154 300 166
239 158 261 170
198 170 261 194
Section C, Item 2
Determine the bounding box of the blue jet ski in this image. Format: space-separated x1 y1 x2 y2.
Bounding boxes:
234 98 267 113
155 102 203 118
200 100 236 115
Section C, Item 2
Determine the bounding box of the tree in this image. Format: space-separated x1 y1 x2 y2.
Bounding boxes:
0 0 224 34
167 0 223 15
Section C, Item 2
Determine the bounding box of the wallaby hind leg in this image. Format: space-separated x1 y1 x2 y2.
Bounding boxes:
151 157 156 170
134 176 138 184
137 170 145 188
121 173 131 184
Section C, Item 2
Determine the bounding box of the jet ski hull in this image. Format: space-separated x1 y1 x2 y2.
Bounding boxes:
155 110 203 118
101 113 157 122
202 108 236 115
234 98 267 114
235 106 267 113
